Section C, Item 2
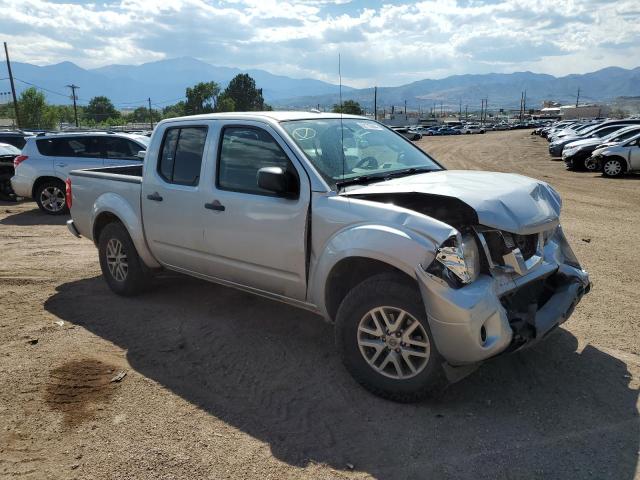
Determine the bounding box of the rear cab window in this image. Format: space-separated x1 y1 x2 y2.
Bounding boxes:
157 127 208 186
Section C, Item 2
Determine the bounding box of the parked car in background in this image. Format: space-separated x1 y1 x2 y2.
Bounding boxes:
589 134 640 177
0 142 20 200
436 126 461 136
0 131 31 149
461 124 485 134
65 111 590 402
11 132 149 215
392 127 421 141
563 126 640 170
548 122 638 157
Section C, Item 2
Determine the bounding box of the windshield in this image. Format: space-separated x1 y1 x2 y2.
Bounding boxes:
280 118 442 189
604 127 640 143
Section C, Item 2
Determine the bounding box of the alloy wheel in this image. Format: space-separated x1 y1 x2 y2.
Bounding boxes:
40 186 65 212
106 238 128 282
357 306 430 379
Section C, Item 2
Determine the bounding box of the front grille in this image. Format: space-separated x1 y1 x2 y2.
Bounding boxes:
511 233 538 260
478 229 540 266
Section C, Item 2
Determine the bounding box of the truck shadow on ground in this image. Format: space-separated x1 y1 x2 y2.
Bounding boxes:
45 275 639 479
0 202 68 226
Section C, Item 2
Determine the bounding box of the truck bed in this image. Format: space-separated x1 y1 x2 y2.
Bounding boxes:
68 164 143 242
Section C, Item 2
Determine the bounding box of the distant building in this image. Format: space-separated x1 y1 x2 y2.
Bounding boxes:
540 104 608 119
542 100 561 108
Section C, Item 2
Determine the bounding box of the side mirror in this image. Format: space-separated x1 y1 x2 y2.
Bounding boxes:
257 166 296 197
136 150 146 160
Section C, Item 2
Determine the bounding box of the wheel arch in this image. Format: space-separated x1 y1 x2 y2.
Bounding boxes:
91 194 161 269
324 257 420 323
602 155 629 171
31 175 65 198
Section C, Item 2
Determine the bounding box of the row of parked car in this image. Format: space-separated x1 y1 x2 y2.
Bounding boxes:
394 120 549 141
533 118 640 177
0 129 149 212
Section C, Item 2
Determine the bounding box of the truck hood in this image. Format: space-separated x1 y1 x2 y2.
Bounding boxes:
343 170 561 235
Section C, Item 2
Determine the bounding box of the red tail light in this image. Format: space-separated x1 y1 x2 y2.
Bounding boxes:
65 178 72 209
14 155 28 168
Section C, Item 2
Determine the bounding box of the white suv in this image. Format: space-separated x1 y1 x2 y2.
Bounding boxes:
11 132 149 215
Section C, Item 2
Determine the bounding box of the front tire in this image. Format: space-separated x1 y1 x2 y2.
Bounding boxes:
335 273 445 402
602 157 625 178
98 222 151 296
35 180 68 215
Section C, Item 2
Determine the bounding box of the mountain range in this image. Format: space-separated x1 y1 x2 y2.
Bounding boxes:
2 57 639 111
3 57 353 109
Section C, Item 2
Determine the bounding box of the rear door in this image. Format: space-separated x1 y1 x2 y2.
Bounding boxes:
45 136 105 179
198 121 310 300
141 123 211 272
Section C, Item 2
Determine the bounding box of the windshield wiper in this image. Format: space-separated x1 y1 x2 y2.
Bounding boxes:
336 167 437 190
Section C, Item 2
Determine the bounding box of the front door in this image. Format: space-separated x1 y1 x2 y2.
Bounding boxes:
199 122 310 300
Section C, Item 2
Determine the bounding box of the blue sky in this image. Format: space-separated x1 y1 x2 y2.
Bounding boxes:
1 0 639 87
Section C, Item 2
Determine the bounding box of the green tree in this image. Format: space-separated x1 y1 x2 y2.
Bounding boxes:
332 100 363 115
162 101 186 119
185 81 220 115
18 87 58 129
222 74 265 111
85 96 120 123
214 93 235 112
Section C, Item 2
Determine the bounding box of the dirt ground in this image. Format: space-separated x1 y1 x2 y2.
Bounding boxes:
0 130 638 479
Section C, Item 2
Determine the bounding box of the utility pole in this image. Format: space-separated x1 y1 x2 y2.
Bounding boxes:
465 105 468 121
404 99 407 121
459 99 462 120
523 90 527 120
519 91 524 122
575 87 580 107
3 42 20 129
148 97 154 130
66 84 79 127
374 86 377 121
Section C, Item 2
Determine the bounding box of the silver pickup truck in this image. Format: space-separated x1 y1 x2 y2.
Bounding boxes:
66 111 590 402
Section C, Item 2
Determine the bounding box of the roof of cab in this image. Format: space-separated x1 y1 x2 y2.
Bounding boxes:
158 111 368 124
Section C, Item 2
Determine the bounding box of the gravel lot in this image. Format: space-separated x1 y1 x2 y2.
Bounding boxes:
1 129 638 479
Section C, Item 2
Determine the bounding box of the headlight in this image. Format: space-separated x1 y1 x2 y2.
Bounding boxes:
430 233 480 285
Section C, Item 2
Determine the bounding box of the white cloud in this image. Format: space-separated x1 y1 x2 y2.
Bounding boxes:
0 0 638 86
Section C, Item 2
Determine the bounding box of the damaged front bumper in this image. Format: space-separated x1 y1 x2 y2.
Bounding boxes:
416 226 590 366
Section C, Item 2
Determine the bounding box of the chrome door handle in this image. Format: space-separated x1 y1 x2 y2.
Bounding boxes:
204 200 225 211
146 192 163 202
57 163 67 167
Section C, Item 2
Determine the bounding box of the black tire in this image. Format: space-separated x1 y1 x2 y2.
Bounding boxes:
98 222 152 296
335 273 445 402
602 157 625 178
35 179 68 215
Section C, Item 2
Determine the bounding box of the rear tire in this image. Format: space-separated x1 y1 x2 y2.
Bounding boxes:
602 157 625 178
335 273 445 402
98 222 152 296
35 180 68 215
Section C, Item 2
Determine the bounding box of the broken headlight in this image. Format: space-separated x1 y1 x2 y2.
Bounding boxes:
427 233 481 286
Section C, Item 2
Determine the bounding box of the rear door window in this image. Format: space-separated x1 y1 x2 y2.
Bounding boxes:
36 137 104 158
157 127 207 186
